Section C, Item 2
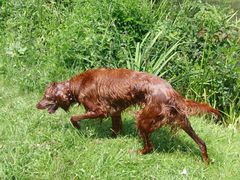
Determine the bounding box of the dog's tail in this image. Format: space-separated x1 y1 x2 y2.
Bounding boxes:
184 99 221 118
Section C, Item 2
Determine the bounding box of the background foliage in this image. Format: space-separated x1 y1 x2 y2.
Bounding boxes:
0 0 239 123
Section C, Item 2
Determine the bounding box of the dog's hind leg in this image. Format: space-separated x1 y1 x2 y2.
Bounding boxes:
138 129 153 154
179 116 209 164
136 105 165 154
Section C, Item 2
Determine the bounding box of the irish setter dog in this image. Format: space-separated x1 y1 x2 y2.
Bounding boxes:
36 68 220 164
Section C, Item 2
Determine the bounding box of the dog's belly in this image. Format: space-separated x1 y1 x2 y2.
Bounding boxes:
100 92 146 115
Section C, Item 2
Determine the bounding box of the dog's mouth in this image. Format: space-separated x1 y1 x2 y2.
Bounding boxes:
47 104 58 114
37 100 58 114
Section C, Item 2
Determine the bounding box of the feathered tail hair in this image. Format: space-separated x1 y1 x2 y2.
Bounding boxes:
184 99 221 119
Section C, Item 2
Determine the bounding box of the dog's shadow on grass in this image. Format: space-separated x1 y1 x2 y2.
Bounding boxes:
61 118 201 158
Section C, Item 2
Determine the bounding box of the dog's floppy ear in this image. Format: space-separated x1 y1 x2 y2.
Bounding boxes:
54 82 72 111
55 82 70 101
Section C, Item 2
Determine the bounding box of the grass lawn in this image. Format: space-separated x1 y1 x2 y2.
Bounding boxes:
0 79 239 179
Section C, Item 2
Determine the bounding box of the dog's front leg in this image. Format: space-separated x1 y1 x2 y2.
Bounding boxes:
111 114 123 137
70 110 106 129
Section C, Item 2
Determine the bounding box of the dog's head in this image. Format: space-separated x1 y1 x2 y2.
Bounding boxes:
36 81 73 114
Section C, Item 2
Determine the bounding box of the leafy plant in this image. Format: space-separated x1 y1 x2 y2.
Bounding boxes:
126 31 181 77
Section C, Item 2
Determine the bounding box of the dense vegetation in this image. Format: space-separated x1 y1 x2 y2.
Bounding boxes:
1 0 239 124
1 0 239 123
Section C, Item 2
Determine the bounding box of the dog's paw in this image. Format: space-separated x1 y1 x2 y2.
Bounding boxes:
137 147 153 155
70 118 80 129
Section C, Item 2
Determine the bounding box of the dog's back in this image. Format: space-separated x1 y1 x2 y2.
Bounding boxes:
69 68 178 114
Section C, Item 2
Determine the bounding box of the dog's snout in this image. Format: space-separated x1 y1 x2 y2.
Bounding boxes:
36 102 42 109
36 101 46 109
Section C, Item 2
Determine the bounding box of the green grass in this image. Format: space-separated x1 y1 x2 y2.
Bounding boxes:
1 79 240 179
0 0 239 178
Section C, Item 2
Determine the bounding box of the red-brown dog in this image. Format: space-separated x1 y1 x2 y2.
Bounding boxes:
37 68 220 163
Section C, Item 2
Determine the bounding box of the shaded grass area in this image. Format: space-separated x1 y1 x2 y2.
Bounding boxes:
0 80 239 179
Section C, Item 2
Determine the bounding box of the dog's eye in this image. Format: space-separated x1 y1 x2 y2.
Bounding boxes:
45 95 54 101
45 95 51 99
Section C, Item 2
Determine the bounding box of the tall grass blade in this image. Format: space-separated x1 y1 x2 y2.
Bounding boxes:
152 41 181 75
